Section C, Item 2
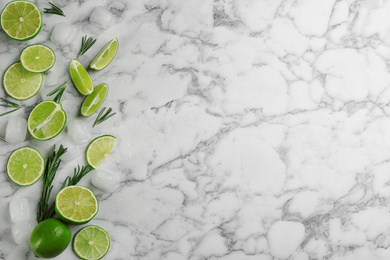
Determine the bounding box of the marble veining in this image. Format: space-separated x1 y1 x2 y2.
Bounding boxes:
2 0 390 259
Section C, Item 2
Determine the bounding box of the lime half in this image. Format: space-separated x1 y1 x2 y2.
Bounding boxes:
70 59 94 95
28 100 67 140
6 146 44 186
3 62 43 100
90 38 118 71
73 225 110 260
86 135 117 169
81 83 109 117
55 185 99 225
1 0 42 41
20 44 56 73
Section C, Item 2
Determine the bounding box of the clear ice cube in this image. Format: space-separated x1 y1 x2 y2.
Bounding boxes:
11 220 36 245
61 140 81 162
67 120 90 144
9 198 30 223
5 117 27 144
91 169 120 192
50 22 77 46
61 99 79 118
90 6 115 29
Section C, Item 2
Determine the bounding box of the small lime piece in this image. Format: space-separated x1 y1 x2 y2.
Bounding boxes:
1 0 42 41
20 44 56 73
6 147 44 186
30 218 71 258
70 59 94 95
90 38 118 71
73 225 110 260
81 83 109 117
27 100 67 141
55 185 99 225
3 62 43 100
86 135 117 169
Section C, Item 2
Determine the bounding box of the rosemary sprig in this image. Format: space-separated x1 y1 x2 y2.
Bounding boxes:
47 81 69 103
0 98 23 116
93 107 116 127
78 35 96 58
37 145 67 223
44 2 66 16
47 165 93 218
0 137 9 144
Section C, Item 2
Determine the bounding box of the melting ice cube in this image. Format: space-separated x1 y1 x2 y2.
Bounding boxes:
11 220 36 245
5 117 27 144
50 22 77 45
90 6 115 29
67 120 90 145
9 198 30 223
61 139 81 162
91 169 120 192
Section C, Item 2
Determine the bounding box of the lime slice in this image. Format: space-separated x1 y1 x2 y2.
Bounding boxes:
73 225 110 260
90 38 118 71
69 59 93 95
55 185 99 225
80 83 109 117
20 44 56 73
3 62 43 100
86 135 117 169
6 146 44 186
1 0 42 41
27 100 67 141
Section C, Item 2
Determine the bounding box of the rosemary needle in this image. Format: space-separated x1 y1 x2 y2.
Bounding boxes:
44 2 66 17
47 81 69 103
78 35 97 58
0 98 23 116
93 107 116 127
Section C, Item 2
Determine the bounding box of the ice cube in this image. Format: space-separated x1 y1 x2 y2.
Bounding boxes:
61 141 81 162
90 6 115 29
67 120 90 145
91 169 120 192
50 22 77 46
11 220 36 244
9 198 30 223
61 98 79 118
5 117 27 144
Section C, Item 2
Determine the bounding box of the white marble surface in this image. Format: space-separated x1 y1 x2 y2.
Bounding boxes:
2 0 390 259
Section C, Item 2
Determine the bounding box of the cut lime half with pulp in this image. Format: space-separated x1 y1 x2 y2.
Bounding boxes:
86 135 117 169
73 225 110 260
55 185 99 225
81 83 109 117
1 0 42 41
20 44 56 73
7 146 44 186
3 62 43 100
90 38 118 71
28 100 67 140
70 59 94 95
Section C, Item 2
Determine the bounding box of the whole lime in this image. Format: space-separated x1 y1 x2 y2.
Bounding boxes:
30 218 71 258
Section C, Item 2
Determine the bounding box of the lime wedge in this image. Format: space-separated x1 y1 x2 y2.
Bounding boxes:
69 59 94 95
7 146 44 186
55 186 99 225
1 0 42 41
73 225 110 260
86 135 117 169
27 100 67 140
20 44 56 73
81 83 109 117
90 38 118 71
3 62 43 100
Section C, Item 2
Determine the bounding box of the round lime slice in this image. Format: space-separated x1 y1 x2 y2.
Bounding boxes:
69 59 94 95
3 62 43 100
73 225 110 260
7 146 44 186
1 0 42 41
20 44 56 73
86 135 117 169
55 185 99 225
80 83 109 117
27 100 67 141
90 38 118 71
